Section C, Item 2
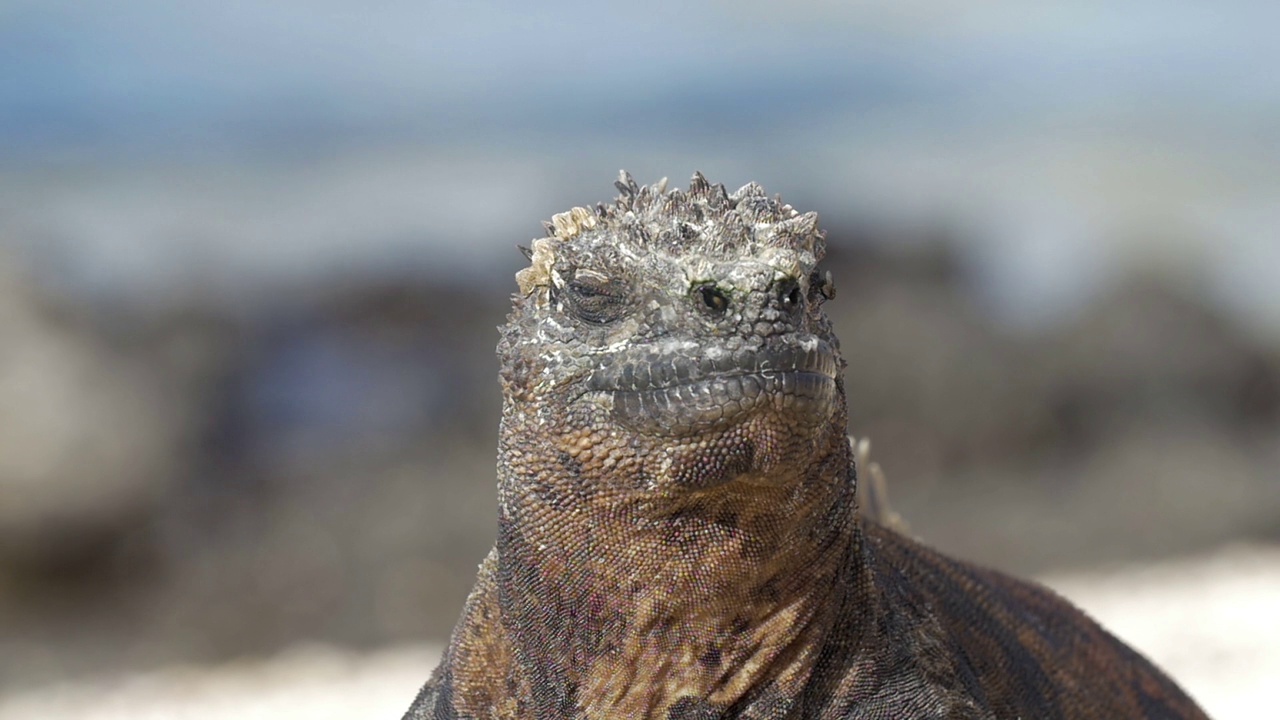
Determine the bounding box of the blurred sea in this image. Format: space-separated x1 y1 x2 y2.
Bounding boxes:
3 1 1278 331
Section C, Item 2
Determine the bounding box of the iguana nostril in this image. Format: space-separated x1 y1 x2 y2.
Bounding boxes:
778 280 802 311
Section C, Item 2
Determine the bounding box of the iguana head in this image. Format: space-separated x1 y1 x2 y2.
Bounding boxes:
498 171 846 505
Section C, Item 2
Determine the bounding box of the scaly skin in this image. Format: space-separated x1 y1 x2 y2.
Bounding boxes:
404 172 1210 720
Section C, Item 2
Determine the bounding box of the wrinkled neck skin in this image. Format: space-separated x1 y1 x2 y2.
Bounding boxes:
485 383 866 719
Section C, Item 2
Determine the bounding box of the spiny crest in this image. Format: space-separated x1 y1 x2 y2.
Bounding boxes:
515 170 824 295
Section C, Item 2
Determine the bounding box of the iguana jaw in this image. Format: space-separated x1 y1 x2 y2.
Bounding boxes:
583 338 839 436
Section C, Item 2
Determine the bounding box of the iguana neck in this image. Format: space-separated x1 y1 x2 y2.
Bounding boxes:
492 432 864 718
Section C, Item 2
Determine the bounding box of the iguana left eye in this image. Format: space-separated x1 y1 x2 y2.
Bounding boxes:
564 278 629 325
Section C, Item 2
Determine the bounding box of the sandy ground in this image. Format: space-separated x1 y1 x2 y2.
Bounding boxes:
2 544 1276 720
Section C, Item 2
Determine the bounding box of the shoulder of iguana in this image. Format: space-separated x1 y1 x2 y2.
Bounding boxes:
403 549 512 720
862 522 1208 719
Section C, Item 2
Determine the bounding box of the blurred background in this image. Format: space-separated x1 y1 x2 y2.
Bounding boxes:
1 2 1278 717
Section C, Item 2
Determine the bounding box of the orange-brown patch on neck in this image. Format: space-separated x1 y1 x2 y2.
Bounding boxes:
575 540 839 718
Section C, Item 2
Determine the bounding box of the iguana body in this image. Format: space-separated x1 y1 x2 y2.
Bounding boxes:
404 173 1209 719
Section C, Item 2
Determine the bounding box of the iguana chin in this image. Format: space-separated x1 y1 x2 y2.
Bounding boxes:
404 172 1209 719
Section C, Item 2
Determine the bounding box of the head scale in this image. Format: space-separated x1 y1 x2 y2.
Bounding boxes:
515 171 825 297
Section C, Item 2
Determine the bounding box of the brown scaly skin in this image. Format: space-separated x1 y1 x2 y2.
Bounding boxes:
404 172 1210 720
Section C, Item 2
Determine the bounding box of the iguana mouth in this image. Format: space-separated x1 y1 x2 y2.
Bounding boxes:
586 341 839 434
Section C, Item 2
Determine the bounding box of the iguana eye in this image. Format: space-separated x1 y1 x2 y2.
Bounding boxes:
696 284 730 315
564 277 629 324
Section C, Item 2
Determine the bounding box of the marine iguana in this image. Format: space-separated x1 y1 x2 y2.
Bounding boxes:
404 172 1209 719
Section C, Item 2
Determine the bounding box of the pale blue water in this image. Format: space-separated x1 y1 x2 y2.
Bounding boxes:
2 1 1277 333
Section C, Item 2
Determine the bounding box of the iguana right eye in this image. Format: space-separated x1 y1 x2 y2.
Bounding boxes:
563 278 629 325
